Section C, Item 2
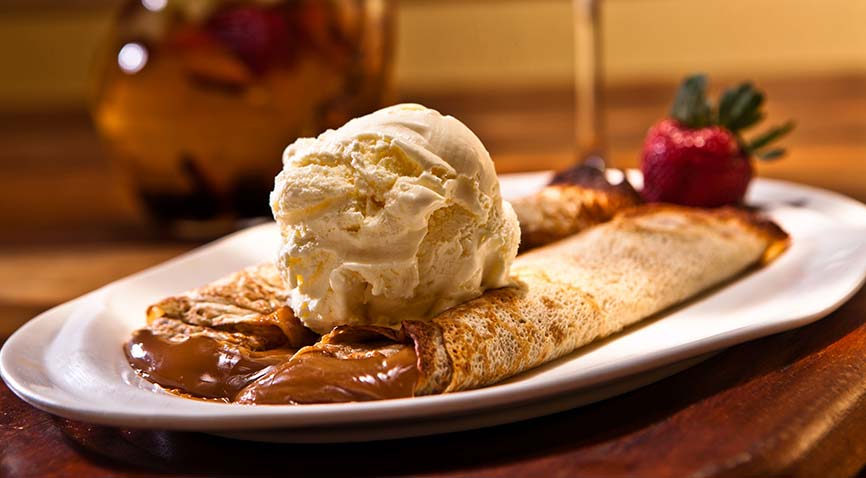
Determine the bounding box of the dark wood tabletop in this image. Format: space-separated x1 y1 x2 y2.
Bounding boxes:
2 74 866 477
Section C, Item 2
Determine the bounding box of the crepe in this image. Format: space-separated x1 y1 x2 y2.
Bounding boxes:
396 205 788 394
126 263 319 399
126 204 788 403
145 263 317 350
510 165 642 251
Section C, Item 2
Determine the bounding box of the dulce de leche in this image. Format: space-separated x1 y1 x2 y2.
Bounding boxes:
125 329 419 404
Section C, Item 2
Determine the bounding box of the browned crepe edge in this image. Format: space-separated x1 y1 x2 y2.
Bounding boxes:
616 204 791 264
515 168 643 250
402 320 453 396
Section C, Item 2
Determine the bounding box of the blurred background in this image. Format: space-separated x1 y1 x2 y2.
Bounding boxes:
0 0 864 333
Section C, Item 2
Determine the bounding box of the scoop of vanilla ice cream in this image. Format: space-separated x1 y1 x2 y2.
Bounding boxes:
270 104 520 334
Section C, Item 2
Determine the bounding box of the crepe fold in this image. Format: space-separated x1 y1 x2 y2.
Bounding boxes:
320 205 789 395
510 165 642 251
145 263 317 351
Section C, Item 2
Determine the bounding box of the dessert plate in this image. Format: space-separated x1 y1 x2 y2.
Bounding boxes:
3 171 866 443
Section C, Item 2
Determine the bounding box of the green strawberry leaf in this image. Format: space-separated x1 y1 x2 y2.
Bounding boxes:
670 74 712 128
756 148 786 160
718 83 749 127
748 121 796 152
730 110 765 131
725 86 765 132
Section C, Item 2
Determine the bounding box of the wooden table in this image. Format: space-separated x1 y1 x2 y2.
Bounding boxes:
2 74 866 477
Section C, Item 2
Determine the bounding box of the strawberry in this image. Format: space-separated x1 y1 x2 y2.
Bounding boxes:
640 75 794 207
206 6 293 75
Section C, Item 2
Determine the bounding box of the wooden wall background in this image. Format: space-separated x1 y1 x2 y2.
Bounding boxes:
0 0 864 111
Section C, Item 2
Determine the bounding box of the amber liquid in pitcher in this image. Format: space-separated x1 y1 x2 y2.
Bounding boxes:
92 0 393 236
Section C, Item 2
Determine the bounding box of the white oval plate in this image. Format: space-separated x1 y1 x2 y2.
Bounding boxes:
2 171 866 443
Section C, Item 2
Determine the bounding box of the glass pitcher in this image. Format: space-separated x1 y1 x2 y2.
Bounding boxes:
91 0 394 238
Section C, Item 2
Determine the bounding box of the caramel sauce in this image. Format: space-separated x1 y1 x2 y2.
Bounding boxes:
124 330 294 400
269 306 320 348
125 327 419 404
236 345 419 404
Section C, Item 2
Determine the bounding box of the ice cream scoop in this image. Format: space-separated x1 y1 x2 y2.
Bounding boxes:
270 104 520 334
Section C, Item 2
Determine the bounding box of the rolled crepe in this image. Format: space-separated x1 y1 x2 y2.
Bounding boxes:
238 204 788 402
128 204 788 403
392 204 789 394
511 165 642 251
